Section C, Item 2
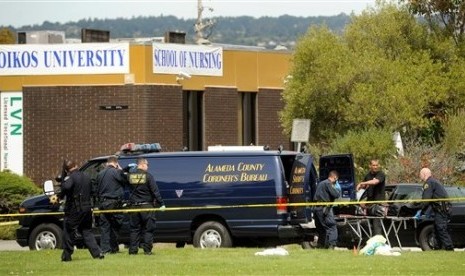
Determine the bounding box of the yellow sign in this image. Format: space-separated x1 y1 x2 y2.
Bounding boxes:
129 173 147 185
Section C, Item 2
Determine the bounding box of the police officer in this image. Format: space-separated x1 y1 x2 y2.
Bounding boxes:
418 167 453 250
96 155 127 254
313 170 341 249
59 160 104 261
128 157 165 255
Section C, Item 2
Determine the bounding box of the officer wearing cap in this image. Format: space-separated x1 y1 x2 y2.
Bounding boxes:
128 157 165 255
96 155 128 254
418 167 453 250
59 160 104 261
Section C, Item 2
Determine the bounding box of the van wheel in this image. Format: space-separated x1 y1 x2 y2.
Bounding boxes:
419 224 436 251
193 221 232 248
29 223 62 250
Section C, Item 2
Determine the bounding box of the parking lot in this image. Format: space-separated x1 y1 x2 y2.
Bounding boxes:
0 240 28 251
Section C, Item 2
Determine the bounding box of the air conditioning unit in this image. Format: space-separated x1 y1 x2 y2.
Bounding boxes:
17 31 65 44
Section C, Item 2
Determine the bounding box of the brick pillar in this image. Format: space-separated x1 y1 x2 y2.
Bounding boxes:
149 85 183 152
204 87 238 148
257 88 292 150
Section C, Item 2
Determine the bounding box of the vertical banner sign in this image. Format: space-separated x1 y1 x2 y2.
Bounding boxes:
1 92 23 174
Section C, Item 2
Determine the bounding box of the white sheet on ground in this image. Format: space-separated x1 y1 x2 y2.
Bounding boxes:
254 247 289 256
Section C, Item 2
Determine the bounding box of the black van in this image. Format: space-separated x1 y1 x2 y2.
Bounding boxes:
16 144 355 249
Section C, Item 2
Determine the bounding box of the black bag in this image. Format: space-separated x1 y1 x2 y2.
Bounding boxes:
367 204 385 216
388 203 419 217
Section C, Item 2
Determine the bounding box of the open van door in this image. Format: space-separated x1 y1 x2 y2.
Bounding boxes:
319 154 356 200
288 154 317 223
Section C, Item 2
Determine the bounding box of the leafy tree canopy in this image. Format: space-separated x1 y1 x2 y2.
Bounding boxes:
281 2 465 145
0 28 15 44
401 0 465 46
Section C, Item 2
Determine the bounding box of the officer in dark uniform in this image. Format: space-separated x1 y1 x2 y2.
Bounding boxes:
313 170 341 249
128 157 165 255
96 155 127 254
418 167 453 250
59 160 104 261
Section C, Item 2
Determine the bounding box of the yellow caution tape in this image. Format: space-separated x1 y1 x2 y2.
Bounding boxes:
0 197 464 218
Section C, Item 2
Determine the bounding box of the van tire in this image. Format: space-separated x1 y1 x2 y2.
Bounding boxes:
193 221 232 248
29 223 62 250
419 224 436 251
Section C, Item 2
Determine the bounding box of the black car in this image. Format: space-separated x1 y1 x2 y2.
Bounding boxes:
335 183 465 250
386 183 465 250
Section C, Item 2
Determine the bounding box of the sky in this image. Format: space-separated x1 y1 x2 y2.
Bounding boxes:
0 0 377 28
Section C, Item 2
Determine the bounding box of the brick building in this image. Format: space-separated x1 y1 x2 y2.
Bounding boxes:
0 42 293 185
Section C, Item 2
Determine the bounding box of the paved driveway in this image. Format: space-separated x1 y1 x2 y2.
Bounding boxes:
0 240 28 251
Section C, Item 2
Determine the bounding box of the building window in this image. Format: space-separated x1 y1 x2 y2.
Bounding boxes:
239 92 257 145
183 91 203 151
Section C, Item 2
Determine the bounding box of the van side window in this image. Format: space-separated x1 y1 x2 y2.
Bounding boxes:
280 155 296 184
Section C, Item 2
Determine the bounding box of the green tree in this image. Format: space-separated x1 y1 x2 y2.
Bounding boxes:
0 28 15 44
280 25 356 141
329 127 397 181
281 2 465 144
402 0 465 45
442 112 465 155
343 4 452 141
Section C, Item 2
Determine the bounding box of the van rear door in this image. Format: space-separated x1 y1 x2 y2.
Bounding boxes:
287 153 317 223
319 154 355 200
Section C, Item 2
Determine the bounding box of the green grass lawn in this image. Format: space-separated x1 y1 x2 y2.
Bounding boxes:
1 245 465 275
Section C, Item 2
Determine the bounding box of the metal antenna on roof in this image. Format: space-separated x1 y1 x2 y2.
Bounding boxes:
194 0 215 45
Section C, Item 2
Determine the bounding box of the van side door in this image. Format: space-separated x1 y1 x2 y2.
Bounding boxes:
287 154 317 223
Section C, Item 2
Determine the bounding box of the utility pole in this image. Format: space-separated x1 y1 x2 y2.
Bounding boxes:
194 0 215 44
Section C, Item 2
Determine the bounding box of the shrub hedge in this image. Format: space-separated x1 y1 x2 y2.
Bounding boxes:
0 170 41 214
